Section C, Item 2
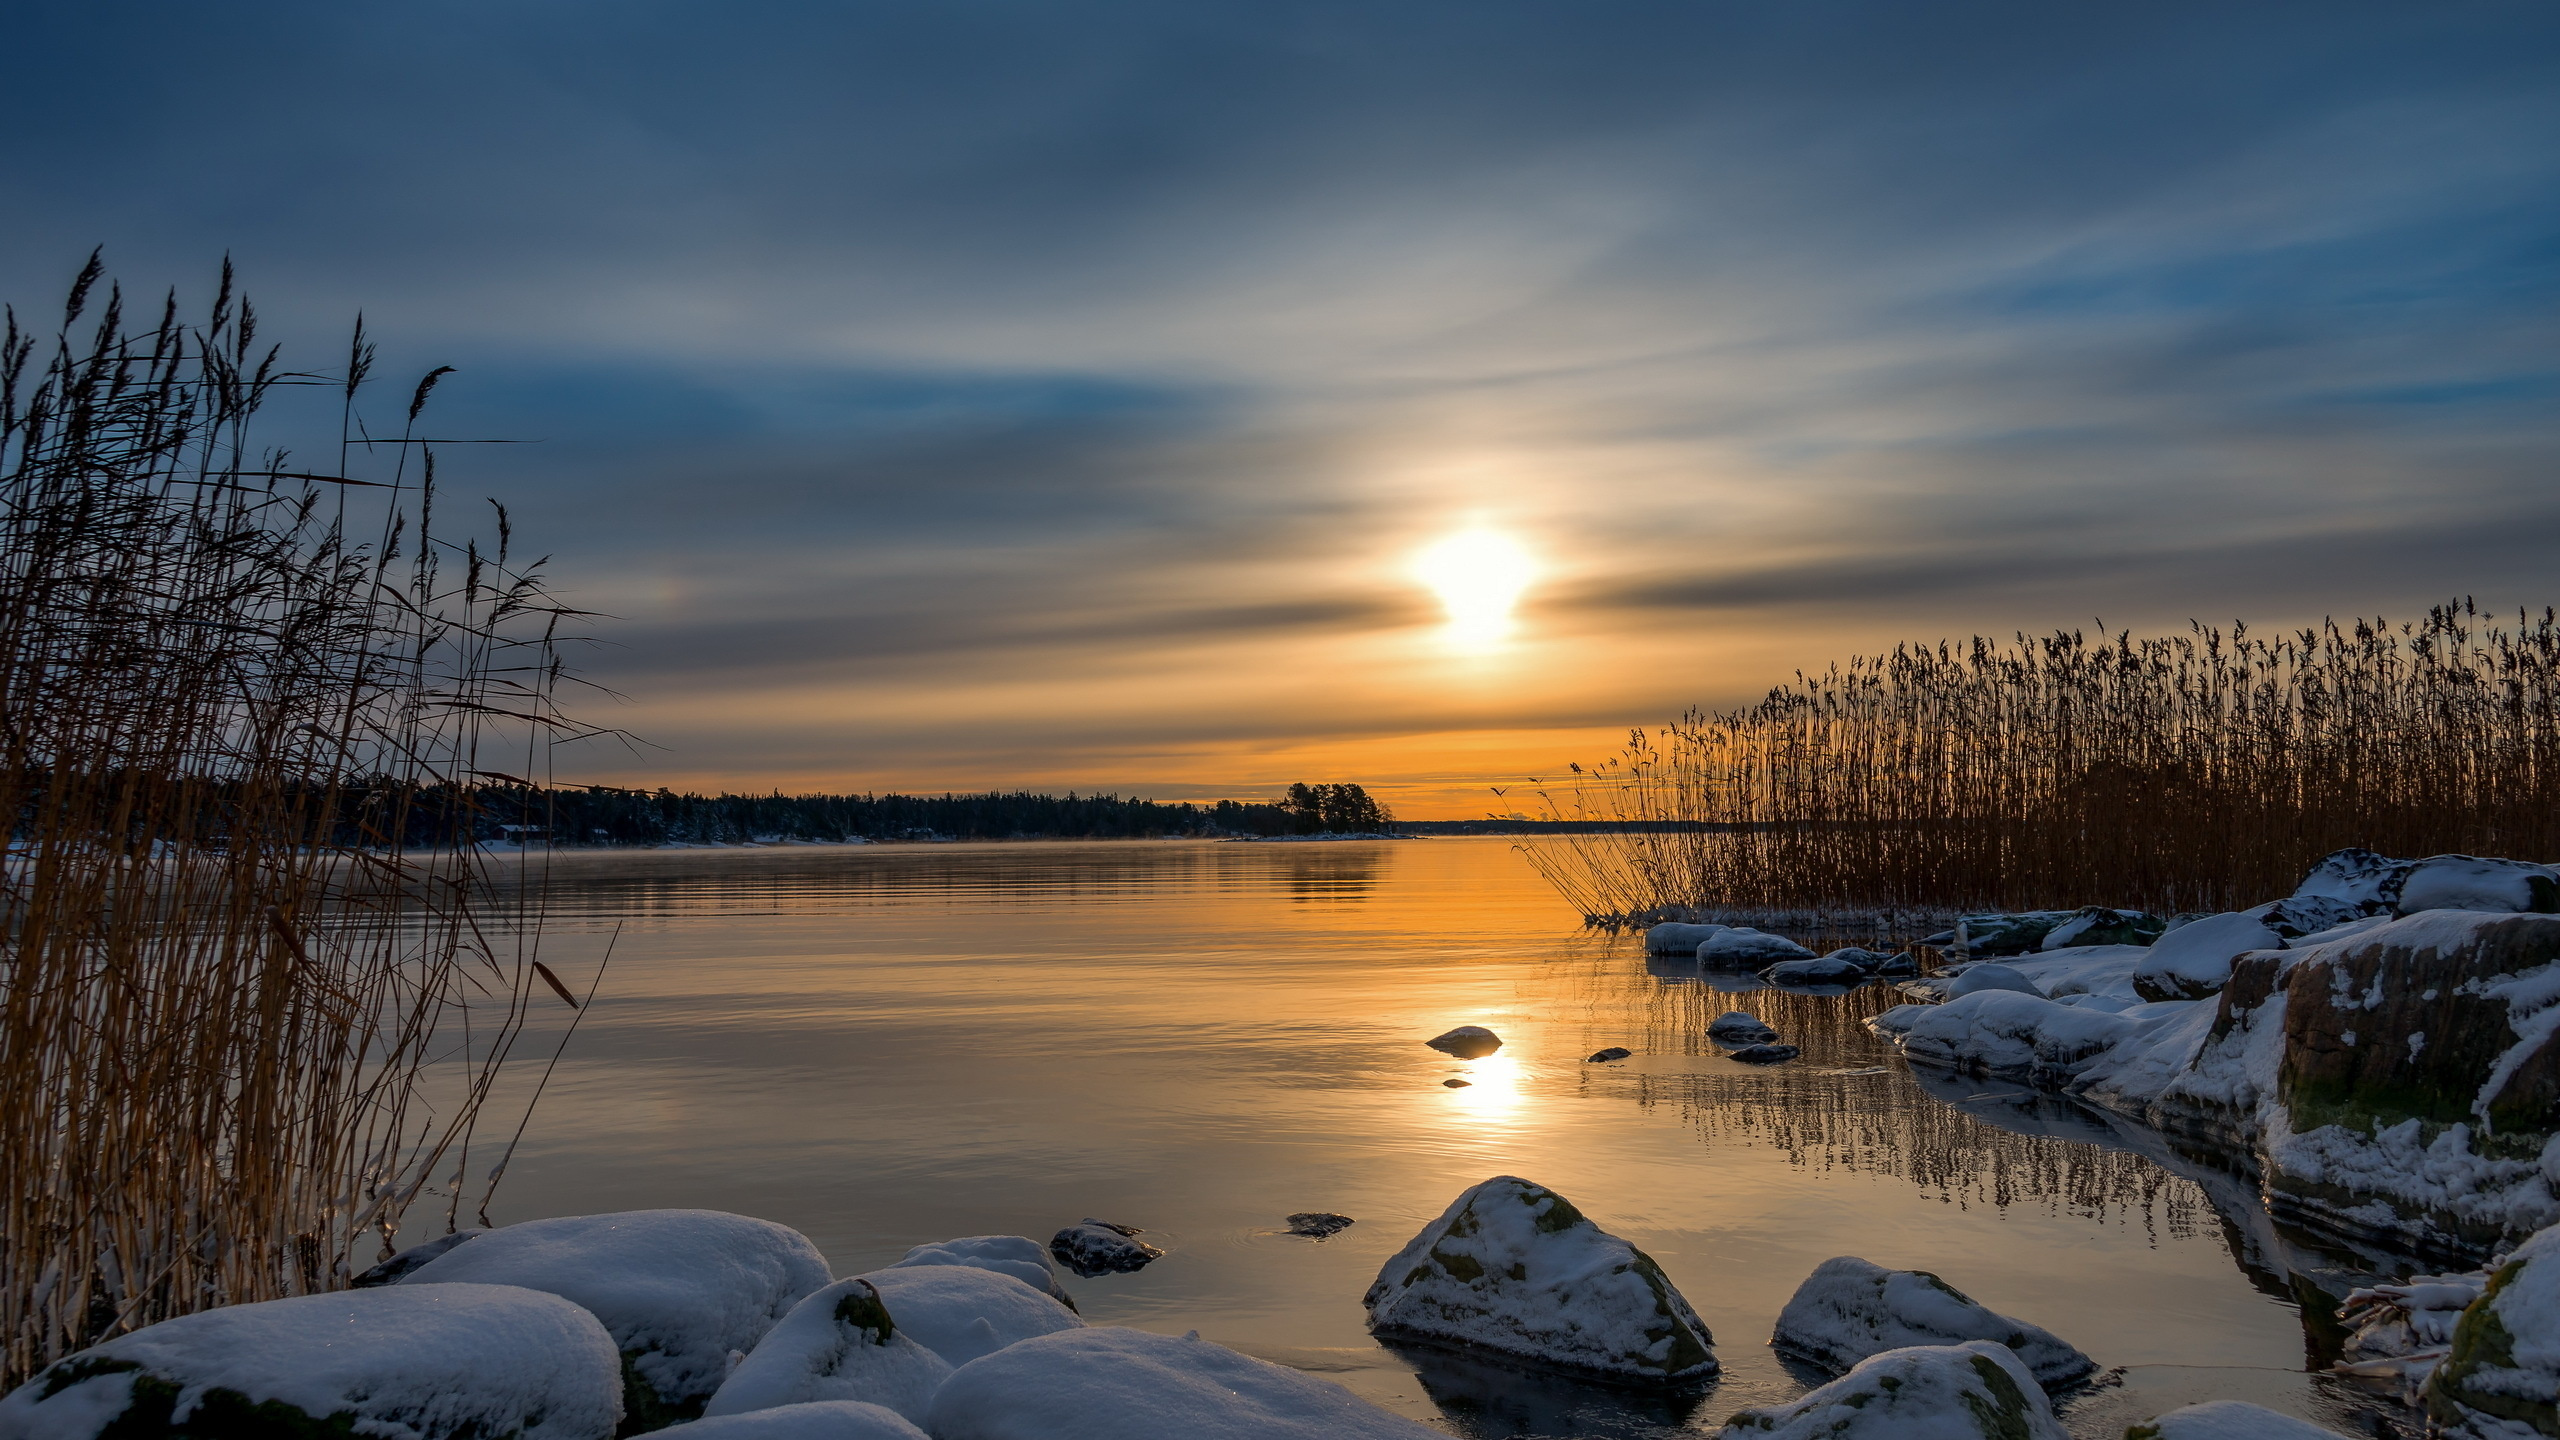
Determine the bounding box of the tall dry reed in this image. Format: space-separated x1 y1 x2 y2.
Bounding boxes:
1527 607 2560 924
0 257 595 1386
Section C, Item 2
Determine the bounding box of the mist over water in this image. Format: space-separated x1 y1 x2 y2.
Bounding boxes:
466 838 2411 1437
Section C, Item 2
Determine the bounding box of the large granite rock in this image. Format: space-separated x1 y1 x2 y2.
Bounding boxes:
2428 1223 2560 1439
851 1265 1083 1367
1364 1175 1716 1383
927 1327 1444 1440
1716 1340 2066 1439
0 1283 621 1440
704 1278 952 1425
1771 1256 2093 1386
402 1208 832 1427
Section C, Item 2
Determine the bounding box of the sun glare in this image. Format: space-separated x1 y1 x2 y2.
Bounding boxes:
1414 526 1536 651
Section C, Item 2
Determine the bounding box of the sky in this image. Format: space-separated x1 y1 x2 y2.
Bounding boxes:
6 2 2558 816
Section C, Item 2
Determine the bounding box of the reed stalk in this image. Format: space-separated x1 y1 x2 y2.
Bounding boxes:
0 257 596 1387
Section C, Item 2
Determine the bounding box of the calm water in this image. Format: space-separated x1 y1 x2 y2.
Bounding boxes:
454 838 2410 1439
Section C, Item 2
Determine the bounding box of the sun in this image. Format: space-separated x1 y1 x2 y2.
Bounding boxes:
1414 525 1536 651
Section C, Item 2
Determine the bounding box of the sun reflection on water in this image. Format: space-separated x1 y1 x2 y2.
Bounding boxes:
1438 1049 1526 1122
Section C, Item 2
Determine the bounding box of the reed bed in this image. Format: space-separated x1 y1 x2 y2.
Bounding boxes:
0 258 594 1386
1526 605 2560 925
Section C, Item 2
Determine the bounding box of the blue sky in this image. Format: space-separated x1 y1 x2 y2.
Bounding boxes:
8 2 2557 810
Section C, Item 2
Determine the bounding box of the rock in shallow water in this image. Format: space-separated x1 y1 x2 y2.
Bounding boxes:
1425 1025 1503 1058
1587 1047 1633 1062
0 1283 623 1440
1761 956 1869 986
1727 1043 1801 1064
1771 1256 2094 1386
1645 922 1728 954
1285 1211 1355 1238
1442 1078 1472 1087
400 1208 832 1426
1701 929 1816 967
1716 1340 2065 1439
1049 1219 1164 1277
929 1326 1445 1440
1363 1174 1717 1384
706 1278 951 1425
1708 1011 1778 1043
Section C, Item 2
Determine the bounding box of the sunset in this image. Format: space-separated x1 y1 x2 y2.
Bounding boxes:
4 5 2557 1439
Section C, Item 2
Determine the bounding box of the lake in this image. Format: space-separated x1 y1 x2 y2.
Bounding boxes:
463 837 2412 1439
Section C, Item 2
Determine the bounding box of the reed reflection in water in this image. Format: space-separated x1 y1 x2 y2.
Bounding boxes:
458 838 2391 1438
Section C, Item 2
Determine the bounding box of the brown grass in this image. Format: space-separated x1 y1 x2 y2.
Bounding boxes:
0 257 597 1386
1524 606 2560 925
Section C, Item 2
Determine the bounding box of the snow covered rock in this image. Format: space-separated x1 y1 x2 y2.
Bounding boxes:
1823 947 1897 971
1364 1175 1717 1383
1761 956 1868 986
2259 894 2368 939
852 1265 1083 1368
1952 911 2078 958
1645 922 1728 954
1728 1043 1801 1064
2332 1263 2493 1394
2294 847 2418 915
2427 1223 2560 1438
2399 856 2560 917
1715 1340 2065 1439
401 1208 831 1425
657 1401 930 1439
350 1226 485 1286
1701 929 1816 967
927 1326 1443 1440
1049 1219 1163 1276
704 1278 952 1425
2038 907 2167 951
1946 963 2040 998
1709 1011 1778 1042
1425 1025 1502 1058
1896 991 2140 1087
2131 911 2283 1001
1873 951 1922 976
1770 1256 2093 1386
0 1283 621 1440
2124 1400 2355 1438
882 1235 1069 1303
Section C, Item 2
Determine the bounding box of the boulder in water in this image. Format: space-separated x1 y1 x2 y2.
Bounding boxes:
0 1283 622 1440
853 1265 1083 1368
400 1208 832 1426
1727 1043 1801 1064
1761 956 1868 987
1708 1011 1778 1043
2124 1401 2356 1438
1771 1256 2093 1386
1286 1212 1355 1238
1645 922 1728 954
705 1278 952 1425
1587 1047 1633 1063
1364 1175 1717 1383
1425 1025 1503 1058
1701 929 1816 967
1873 951 1922 976
1714 1340 2065 1439
1049 1219 1163 1277
928 1326 1444 1439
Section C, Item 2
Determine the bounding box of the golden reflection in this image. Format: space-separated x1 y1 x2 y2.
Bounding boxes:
1413 524 1535 652
1439 1048 1527 1122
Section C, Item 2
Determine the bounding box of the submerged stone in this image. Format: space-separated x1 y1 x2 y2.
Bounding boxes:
2428 1223 2560 1439
1587 1047 1634 1062
1727 1043 1801 1064
401 1208 832 1426
1286 1212 1356 1238
1426 1025 1503 1058
0 1283 622 1440
1364 1175 1717 1384
1771 1256 2094 1386
1049 1219 1164 1277
1716 1340 2065 1439
705 1278 952 1425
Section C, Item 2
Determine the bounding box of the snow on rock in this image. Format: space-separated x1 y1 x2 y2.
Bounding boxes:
350 1227 485 1286
2294 847 2418 915
1823 947 1897 971
1709 1012 1778 1042
850 1265 1083 1368
1363 1175 1717 1383
1701 929 1816 967
2399 856 2560 918
2427 1223 2560 1439
1715 1340 2065 1440
1952 911 2079 958
1945 964 2039 999
2259 895 2369 939
401 1208 831 1425
1424 1025 1502 1058
1894 991 2139 1087
1760 956 1868 986
2331 1262 2494 1396
882 1236 1069 1303
1645 922 1728 954
1873 951 1922 976
2037 907 2167 951
656 1401 930 1439
1770 1256 2094 1386
2123 1400 2356 1438
1866 1004 1932 1039
704 1278 952 1425
926 1326 1444 1440
1049 1220 1163 1277
0 1283 621 1440
1996 946 2153 1003
2132 911 2284 1002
